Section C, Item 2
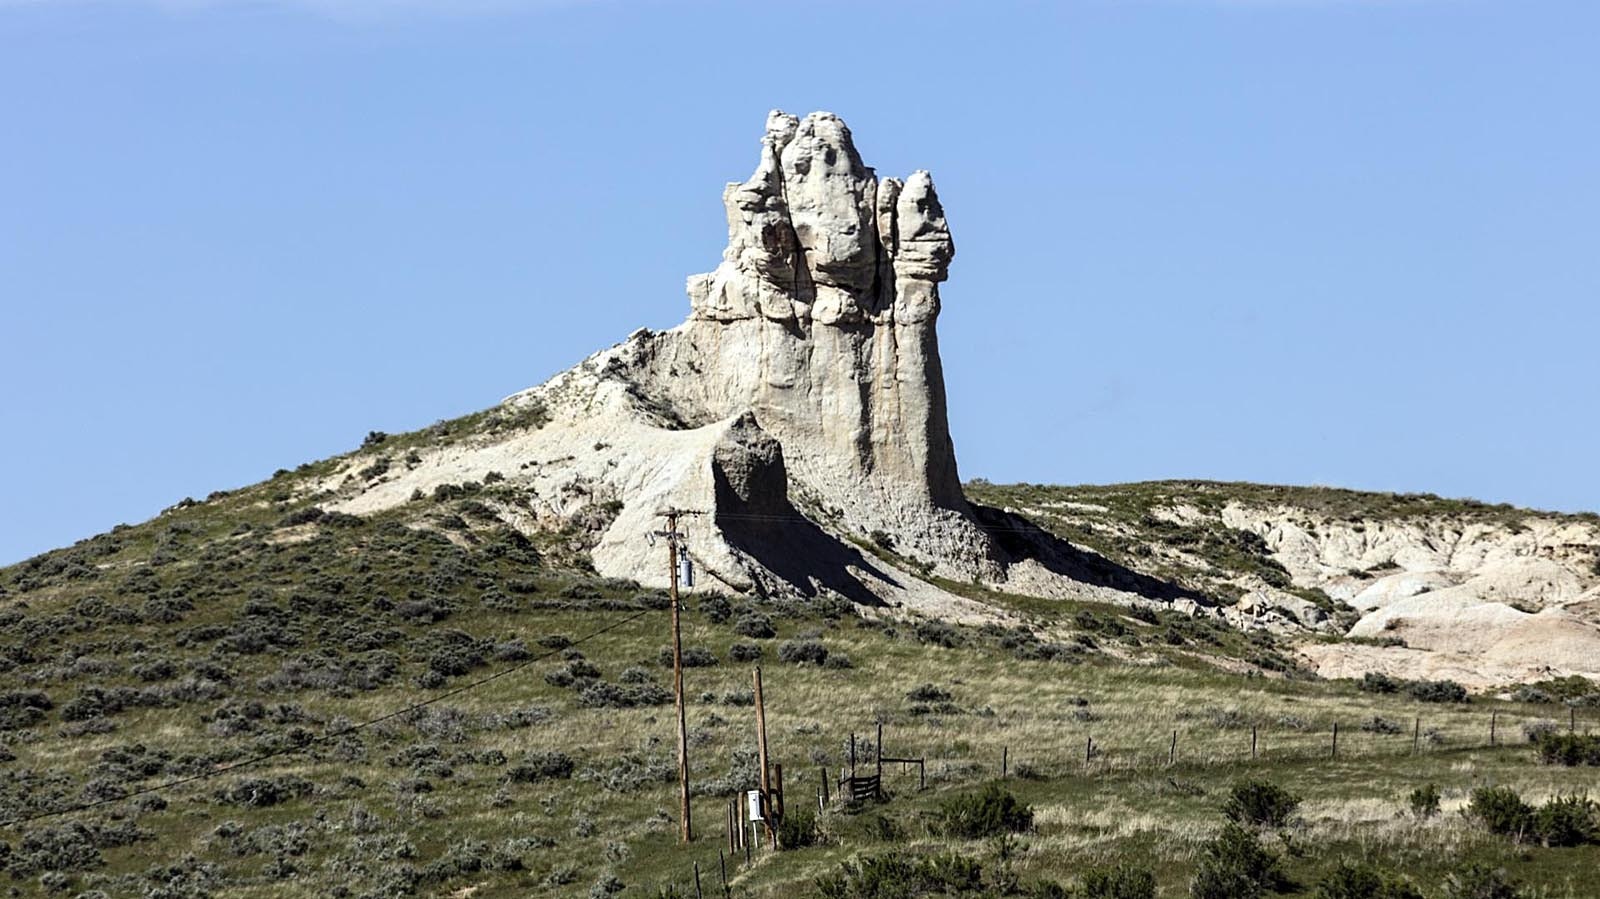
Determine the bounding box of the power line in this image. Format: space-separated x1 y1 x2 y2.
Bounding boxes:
0 608 653 830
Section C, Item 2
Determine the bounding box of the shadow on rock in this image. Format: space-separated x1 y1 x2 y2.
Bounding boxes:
970 503 1212 606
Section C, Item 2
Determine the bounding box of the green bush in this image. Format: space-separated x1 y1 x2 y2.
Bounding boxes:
1443 863 1525 899
1466 786 1533 839
1221 779 1302 828
1316 861 1424 899
776 640 829 665
1358 672 1400 694
1532 793 1597 847
816 852 983 899
1189 823 1284 899
1078 863 1156 899
733 614 775 639
777 807 818 850
937 784 1034 839
1406 679 1469 704
1407 783 1441 819
1531 731 1600 766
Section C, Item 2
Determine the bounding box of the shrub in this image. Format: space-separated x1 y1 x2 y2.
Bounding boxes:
912 619 962 648
656 646 718 668
1408 783 1441 819
937 784 1033 839
1466 786 1533 839
507 751 576 783
733 614 775 639
777 807 818 850
215 775 315 808
1444 864 1525 899
1189 823 1284 899
577 681 672 709
1316 861 1425 899
1407 679 1469 704
0 690 54 730
816 852 982 899
1360 716 1404 735
907 684 953 703
1358 672 1400 694
728 643 763 662
1532 793 1597 847
698 593 732 624
1079 863 1156 899
1221 779 1301 828
1532 731 1600 766
777 640 829 665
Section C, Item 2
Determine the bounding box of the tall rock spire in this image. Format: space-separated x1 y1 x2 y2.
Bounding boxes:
664 110 969 535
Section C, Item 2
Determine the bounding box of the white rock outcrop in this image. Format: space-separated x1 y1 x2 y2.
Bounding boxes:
333 110 1000 604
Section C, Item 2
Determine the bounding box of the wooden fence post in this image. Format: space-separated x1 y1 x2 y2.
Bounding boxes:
1251 725 1258 761
1169 730 1177 766
719 850 730 899
1331 723 1339 760
1085 735 1094 766
1413 717 1420 754
694 862 703 899
1490 710 1497 747
1001 746 1008 779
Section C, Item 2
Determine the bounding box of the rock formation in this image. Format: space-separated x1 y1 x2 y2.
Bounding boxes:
335 110 999 601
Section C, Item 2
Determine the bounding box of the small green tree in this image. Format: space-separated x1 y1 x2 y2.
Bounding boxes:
1222 779 1302 828
1407 783 1441 819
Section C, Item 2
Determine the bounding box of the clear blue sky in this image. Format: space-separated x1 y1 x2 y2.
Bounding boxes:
2 0 1596 565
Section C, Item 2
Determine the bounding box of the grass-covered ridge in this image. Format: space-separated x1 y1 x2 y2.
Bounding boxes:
1 464 1598 897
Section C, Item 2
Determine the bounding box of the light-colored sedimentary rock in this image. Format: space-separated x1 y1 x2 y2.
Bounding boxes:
332 110 999 608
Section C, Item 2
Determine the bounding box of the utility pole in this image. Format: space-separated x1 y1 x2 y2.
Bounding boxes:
655 509 702 844
754 666 774 846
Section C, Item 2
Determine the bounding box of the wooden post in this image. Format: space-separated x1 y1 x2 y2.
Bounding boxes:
820 766 829 806
1169 730 1177 766
1331 723 1339 760
1251 725 1258 761
1085 735 1093 766
694 862 703 899
774 763 785 826
662 510 693 844
876 722 884 783
719 850 730 899
1002 746 1008 779
1490 710 1497 747
918 759 925 790
1413 717 1420 754
753 667 773 845
849 733 857 777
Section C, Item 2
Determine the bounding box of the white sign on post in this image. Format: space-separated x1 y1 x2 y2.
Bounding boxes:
746 789 763 822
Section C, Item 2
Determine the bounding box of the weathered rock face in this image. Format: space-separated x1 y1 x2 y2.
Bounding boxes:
613 110 987 569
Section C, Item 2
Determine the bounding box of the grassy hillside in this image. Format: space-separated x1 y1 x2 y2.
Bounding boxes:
2 462 1598 898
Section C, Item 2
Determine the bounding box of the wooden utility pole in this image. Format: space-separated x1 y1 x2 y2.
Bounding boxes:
753 666 774 845
655 509 701 844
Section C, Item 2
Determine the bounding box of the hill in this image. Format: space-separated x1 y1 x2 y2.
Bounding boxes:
3 110 1599 899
